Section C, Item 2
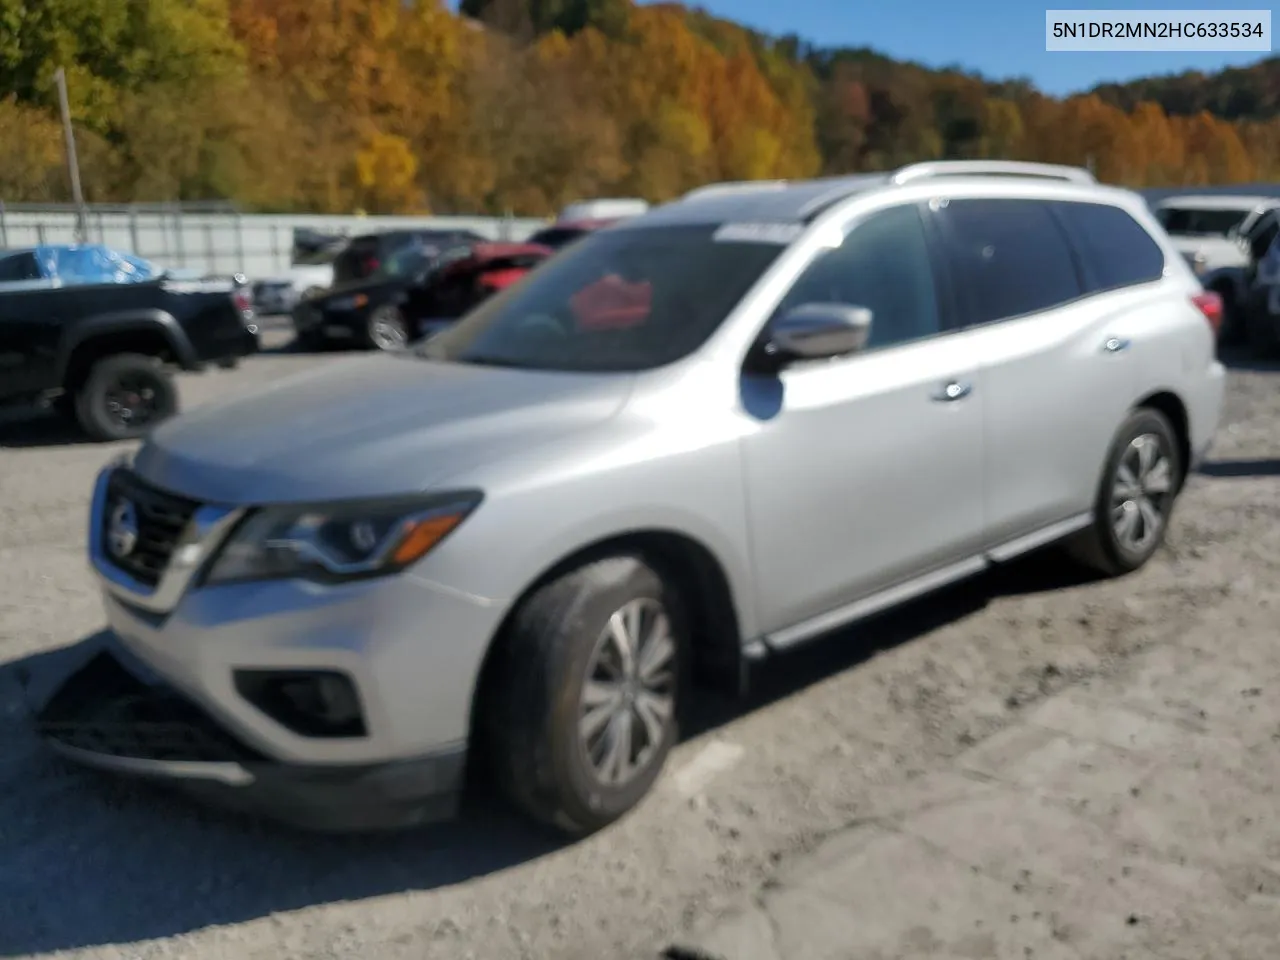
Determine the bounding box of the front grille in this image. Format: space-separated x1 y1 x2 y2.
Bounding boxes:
103 470 201 587
36 653 265 764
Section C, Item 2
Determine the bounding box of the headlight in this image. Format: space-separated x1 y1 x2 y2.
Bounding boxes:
204 492 481 585
327 293 369 311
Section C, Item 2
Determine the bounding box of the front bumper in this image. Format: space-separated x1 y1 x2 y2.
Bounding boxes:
59 463 508 829
30 646 465 832
290 303 361 341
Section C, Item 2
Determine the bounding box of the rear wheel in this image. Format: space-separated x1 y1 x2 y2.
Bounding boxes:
1065 407 1182 577
73 353 179 442
482 555 687 837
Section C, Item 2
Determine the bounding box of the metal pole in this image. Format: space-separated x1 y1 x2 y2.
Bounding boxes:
53 68 88 244
0 200 8 248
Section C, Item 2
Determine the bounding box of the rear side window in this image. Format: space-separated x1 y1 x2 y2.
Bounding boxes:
0 252 41 282
1052 201 1165 292
936 199 1082 326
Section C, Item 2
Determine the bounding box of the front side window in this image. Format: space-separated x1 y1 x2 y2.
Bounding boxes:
417 224 785 372
773 203 943 350
938 198 1082 326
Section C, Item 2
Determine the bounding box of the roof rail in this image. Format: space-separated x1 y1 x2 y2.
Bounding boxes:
890 161 1096 186
680 180 791 202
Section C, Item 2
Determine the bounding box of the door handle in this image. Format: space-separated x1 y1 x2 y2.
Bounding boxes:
932 380 972 402
1102 336 1131 354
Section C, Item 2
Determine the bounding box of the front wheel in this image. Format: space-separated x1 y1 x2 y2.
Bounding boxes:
364 305 411 352
482 555 687 837
73 353 179 442
1065 407 1182 577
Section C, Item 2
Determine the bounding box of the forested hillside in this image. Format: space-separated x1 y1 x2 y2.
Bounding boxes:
1 0 1277 215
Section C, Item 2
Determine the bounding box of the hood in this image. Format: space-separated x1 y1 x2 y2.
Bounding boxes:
133 355 633 504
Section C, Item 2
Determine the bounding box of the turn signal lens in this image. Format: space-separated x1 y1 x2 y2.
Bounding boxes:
391 513 467 565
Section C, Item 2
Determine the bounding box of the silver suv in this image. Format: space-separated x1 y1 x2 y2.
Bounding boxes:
38 161 1226 836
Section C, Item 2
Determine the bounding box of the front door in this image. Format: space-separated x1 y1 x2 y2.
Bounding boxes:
740 202 987 637
0 253 60 401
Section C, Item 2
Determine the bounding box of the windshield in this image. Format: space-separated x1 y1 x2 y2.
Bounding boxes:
378 245 431 279
1156 207 1251 238
415 224 786 372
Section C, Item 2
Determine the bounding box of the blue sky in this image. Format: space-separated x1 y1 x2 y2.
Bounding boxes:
645 0 1272 94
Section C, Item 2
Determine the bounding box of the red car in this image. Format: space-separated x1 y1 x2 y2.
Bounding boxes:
413 241 553 338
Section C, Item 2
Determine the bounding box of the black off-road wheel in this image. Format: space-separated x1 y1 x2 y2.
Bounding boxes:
73 353 179 442
1065 407 1183 577
481 555 688 838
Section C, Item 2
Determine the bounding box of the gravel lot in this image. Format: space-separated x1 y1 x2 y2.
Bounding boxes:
1 330 1277 960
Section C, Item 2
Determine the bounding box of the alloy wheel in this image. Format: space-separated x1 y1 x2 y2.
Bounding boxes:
577 597 677 788
369 309 409 351
1111 432 1174 554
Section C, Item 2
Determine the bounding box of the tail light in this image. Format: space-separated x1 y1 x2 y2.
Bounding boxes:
232 289 253 317
1191 291 1223 336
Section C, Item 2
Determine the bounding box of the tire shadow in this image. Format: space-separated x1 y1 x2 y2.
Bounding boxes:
683 548 1101 739
0 408 91 449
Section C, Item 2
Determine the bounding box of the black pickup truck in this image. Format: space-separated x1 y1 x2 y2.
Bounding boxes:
0 276 260 441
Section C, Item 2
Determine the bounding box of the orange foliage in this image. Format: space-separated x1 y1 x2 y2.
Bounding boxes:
1 0 1276 211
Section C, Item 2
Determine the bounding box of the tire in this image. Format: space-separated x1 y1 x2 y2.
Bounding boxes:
363 305 410 352
73 353 179 442
1065 407 1182 577
482 555 688 837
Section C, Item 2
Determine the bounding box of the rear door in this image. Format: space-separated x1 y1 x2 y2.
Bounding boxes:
930 197 1151 551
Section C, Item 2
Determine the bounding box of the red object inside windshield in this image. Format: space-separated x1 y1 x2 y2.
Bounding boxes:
570 275 652 330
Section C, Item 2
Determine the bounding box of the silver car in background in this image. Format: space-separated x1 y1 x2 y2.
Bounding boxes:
37 161 1225 837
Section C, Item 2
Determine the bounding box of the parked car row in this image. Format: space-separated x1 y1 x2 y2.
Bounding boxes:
25 162 1227 840
284 202 646 353
1152 193 1280 353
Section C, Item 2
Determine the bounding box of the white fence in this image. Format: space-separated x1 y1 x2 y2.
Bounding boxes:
0 205 547 282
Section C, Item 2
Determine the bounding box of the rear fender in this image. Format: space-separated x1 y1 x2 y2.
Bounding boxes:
57 310 198 380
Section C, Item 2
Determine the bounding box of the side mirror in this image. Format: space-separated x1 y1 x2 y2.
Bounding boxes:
768 303 873 362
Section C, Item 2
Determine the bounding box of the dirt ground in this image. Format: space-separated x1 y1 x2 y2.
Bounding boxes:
1 331 1276 960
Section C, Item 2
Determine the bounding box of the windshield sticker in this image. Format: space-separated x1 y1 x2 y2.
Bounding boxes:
713 222 805 245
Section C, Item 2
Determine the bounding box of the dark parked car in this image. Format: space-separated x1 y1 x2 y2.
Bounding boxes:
330 229 488 285
526 218 618 251
251 279 301 315
0 272 259 440
292 241 553 351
